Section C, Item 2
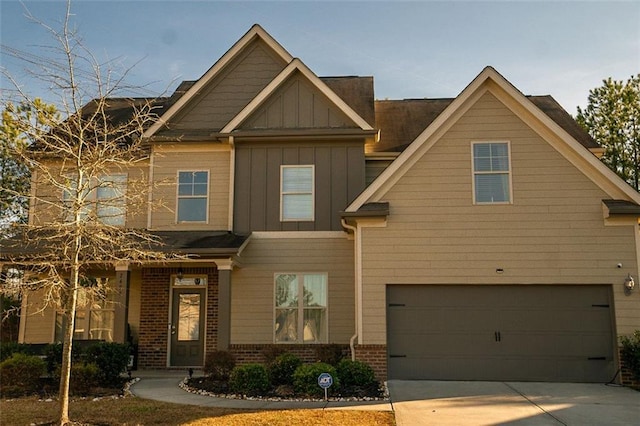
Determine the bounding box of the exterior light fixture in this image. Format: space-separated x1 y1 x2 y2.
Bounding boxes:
624 273 635 291
177 267 184 281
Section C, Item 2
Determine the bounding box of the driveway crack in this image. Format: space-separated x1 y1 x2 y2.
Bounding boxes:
503 382 567 426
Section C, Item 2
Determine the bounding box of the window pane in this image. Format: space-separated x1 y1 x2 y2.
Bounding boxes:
282 194 313 220
475 174 510 203
275 309 298 342
303 308 326 343
178 294 200 341
303 275 327 307
178 198 207 222
275 274 298 308
282 167 312 192
89 310 114 342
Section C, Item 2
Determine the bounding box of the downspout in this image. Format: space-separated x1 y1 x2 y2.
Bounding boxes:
341 219 360 361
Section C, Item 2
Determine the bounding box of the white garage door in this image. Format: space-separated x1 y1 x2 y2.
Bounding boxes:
387 285 615 382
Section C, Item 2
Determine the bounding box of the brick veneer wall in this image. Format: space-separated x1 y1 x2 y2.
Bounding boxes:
229 344 349 365
619 346 640 389
138 267 218 368
228 343 387 382
354 344 387 382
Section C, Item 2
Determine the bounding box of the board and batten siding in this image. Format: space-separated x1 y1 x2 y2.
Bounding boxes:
234 142 365 233
359 92 639 344
230 235 355 344
169 39 287 131
151 144 230 230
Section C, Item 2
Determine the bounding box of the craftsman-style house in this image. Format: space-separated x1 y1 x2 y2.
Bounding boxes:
7 25 640 383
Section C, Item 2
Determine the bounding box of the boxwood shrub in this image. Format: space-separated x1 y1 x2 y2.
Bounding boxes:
229 364 270 397
0 353 46 397
204 350 236 381
336 359 380 397
268 353 302 386
621 330 640 382
293 362 338 398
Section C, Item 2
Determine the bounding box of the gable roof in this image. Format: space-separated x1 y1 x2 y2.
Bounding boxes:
347 66 640 211
221 58 374 133
142 24 293 139
372 96 598 153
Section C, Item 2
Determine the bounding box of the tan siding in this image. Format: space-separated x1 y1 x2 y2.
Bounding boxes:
29 162 149 229
21 289 55 343
151 145 230 230
171 40 287 131
360 92 640 344
231 235 354 344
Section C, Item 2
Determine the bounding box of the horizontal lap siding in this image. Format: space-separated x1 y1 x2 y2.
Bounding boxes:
151 146 230 230
231 236 354 344
361 92 639 344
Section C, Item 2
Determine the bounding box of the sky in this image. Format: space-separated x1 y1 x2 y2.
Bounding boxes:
1 0 639 116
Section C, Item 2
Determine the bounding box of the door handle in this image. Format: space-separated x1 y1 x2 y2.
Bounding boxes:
494 331 502 342
171 324 176 335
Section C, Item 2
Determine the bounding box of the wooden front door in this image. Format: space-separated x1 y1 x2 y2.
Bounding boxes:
170 287 206 366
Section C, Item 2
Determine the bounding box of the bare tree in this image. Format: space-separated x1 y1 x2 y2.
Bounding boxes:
1 2 171 424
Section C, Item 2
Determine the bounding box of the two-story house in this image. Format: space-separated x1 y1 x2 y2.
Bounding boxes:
8 25 640 383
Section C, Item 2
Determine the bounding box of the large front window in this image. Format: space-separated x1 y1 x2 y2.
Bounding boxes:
177 171 209 222
275 273 327 343
472 142 511 204
55 280 115 342
280 165 314 221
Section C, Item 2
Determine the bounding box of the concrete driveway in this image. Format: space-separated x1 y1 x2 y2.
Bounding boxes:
387 380 640 426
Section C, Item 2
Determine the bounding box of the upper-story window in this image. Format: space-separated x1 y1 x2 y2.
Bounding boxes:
472 142 512 204
177 171 209 223
63 174 127 226
280 165 314 221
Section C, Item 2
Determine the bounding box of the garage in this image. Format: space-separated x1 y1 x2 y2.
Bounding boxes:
387 285 615 382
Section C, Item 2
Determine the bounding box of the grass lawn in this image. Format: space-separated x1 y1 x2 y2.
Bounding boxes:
0 396 395 425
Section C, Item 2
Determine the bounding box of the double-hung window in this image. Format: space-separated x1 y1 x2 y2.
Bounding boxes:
274 273 327 343
177 171 209 222
280 165 314 221
62 174 127 225
472 142 512 204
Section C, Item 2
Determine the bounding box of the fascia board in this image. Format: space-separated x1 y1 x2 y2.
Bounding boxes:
484 73 640 204
347 66 640 212
221 58 374 133
346 67 495 212
142 24 293 139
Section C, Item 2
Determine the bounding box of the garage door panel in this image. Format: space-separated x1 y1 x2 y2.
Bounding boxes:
386 285 614 382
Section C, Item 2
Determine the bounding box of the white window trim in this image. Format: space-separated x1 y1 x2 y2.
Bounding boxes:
471 141 513 205
280 165 315 222
273 272 328 344
175 170 210 224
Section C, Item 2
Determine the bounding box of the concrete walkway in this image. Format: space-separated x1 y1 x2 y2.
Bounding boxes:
388 380 640 426
129 370 392 411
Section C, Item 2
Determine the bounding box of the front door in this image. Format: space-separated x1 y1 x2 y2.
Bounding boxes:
170 286 206 366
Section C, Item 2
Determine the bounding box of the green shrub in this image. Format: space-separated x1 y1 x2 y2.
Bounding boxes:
203 350 236 381
315 344 345 366
0 353 46 397
229 364 270 397
84 342 130 386
69 363 100 395
268 353 302 386
336 359 380 397
293 362 338 398
621 330 640 382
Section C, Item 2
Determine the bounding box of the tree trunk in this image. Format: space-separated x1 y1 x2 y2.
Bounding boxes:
58 266 79 425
